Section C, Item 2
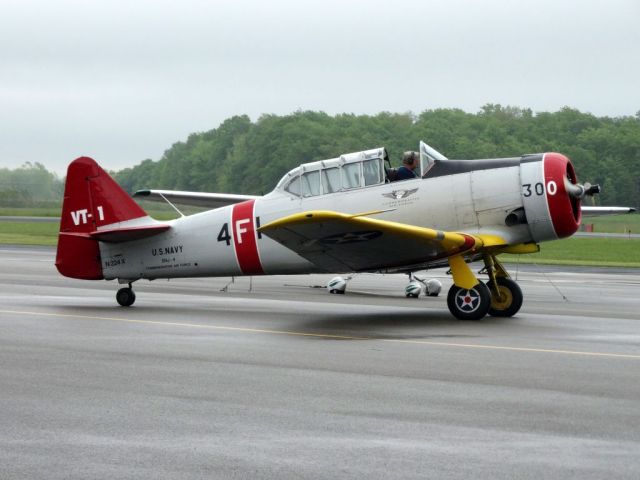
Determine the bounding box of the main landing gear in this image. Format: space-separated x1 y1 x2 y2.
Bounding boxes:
116 283 136 307
446 254 523 320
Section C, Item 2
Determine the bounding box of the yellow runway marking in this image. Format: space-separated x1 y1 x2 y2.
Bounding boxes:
1 309 640 360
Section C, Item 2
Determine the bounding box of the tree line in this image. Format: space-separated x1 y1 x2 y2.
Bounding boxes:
0 162 63 207
115 106 640 208
1 106 638 208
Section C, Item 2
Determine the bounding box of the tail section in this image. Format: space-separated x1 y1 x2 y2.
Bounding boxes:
56 156 149 280
59 156 147 233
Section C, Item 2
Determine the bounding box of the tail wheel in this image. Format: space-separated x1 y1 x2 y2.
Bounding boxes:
488 277 523 317
116 287 136 307
447 282 491 320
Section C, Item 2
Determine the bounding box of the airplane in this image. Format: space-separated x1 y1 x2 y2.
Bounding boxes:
55 142 635 320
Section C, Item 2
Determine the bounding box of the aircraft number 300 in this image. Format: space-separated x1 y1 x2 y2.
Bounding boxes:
522 181 557 197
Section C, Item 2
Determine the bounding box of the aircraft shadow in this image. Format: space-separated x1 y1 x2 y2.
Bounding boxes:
54 302 516 342
297 310 507 341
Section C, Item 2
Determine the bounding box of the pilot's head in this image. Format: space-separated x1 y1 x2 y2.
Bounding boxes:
402 151 419 169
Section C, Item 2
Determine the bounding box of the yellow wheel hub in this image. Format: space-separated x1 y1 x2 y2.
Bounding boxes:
491 285 513 310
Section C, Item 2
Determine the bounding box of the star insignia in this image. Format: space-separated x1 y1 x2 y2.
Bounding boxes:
320 230 383 245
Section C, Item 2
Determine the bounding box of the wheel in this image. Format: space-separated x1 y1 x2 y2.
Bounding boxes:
405 293 419 298
488 277 523 317
447 282 491 320
116 287 136 307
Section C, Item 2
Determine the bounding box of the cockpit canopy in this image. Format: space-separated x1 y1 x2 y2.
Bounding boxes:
275 142 448 198
276 147 388 198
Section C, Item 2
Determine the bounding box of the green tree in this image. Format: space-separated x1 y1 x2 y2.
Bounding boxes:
0 162 63 207
111 107 640 209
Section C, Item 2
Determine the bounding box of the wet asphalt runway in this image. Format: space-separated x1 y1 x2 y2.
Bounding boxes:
0 245 639 479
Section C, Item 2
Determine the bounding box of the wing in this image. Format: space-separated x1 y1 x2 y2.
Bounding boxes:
581 206 636 217
134 189 260 209
258 210 481 272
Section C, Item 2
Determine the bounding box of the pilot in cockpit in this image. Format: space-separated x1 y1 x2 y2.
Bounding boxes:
396 151 419 180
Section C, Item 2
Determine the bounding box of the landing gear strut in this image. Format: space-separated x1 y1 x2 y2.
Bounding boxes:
116 283 136 307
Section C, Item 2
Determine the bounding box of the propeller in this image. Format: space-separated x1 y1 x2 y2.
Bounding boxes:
564 176 601 199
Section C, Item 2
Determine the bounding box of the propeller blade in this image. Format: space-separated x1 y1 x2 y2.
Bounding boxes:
564 177 600 199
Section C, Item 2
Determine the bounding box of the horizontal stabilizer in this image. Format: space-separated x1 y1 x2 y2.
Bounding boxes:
134 189 259 209
89 224 171 243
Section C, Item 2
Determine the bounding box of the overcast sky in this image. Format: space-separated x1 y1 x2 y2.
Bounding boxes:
1 0 638 176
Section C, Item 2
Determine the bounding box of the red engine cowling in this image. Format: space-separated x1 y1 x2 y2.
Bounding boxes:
520 152 582 242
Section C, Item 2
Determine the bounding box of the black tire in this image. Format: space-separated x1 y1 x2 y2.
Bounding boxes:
447 282 491 320
116 287 136 307
488 277 523 317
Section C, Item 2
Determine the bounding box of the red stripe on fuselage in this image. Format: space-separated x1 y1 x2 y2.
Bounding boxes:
231 200 264 275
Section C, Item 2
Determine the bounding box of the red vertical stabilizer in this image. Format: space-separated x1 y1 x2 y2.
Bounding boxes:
55 156 147 279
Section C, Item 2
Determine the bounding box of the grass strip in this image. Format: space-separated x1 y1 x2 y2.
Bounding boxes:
500 237 640 268
0 222 59 246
